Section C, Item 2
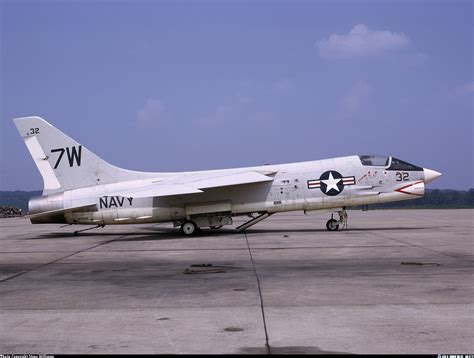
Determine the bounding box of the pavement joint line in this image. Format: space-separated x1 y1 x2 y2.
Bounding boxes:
152 291 180 354
0 243 467 255
2 302 472 312
3 267 468 278
244 232 271 355
0 245 406 254
41 248 250 253
0 224 161 284
348 225 474 263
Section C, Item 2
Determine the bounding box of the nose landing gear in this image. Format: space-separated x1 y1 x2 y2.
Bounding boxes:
326 209 348 231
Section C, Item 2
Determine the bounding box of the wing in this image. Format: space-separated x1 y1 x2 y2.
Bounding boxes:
109 170 275 198
181 171 274 190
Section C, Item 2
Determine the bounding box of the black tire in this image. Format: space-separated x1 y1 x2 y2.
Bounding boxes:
181 220 198 236
326 219 339 231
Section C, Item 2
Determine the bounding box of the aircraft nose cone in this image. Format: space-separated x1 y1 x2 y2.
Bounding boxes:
423 168 442 184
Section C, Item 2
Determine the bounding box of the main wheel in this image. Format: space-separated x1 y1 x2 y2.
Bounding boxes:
181 221 198 236
326 219 339 231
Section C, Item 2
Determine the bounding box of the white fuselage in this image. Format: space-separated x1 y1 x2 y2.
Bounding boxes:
30 155 426 225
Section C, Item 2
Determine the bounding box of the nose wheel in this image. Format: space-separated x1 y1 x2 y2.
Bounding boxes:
326 219 339 231
326 209 348 231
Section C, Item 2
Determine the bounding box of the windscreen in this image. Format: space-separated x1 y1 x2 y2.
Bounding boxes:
387 157 423 171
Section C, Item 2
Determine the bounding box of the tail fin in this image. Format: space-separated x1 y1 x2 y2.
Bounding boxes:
14 116 145 194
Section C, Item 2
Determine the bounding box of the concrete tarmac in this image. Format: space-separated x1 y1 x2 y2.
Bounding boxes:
0 209 472 354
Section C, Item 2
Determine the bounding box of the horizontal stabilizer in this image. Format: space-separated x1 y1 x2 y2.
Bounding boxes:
26 203 97 219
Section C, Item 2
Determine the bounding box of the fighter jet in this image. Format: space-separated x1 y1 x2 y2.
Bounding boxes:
14 116 442 235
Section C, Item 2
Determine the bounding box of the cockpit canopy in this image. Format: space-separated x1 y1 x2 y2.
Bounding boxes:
358 155 423 171
359 155 390 166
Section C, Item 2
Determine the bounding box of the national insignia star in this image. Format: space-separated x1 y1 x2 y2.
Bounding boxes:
322 172 342 193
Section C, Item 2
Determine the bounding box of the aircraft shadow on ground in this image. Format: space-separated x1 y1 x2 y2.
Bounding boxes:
27 225 433 240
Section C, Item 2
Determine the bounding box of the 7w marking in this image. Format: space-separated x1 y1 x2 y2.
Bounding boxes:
51 146 82 169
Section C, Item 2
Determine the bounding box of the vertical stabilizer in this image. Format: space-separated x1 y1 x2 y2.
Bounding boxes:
13 116 148 194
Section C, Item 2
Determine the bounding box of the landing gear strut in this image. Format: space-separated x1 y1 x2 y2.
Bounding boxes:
326 209 348 231
74 224 105 236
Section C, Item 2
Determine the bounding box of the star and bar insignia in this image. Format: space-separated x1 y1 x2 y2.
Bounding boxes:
307 170 355 196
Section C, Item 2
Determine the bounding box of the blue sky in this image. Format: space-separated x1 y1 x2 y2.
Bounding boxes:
1 0 472 190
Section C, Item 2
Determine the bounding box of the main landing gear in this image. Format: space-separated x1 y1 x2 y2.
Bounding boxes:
178 218 226 236
180 220 199 236
326 209 348 231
